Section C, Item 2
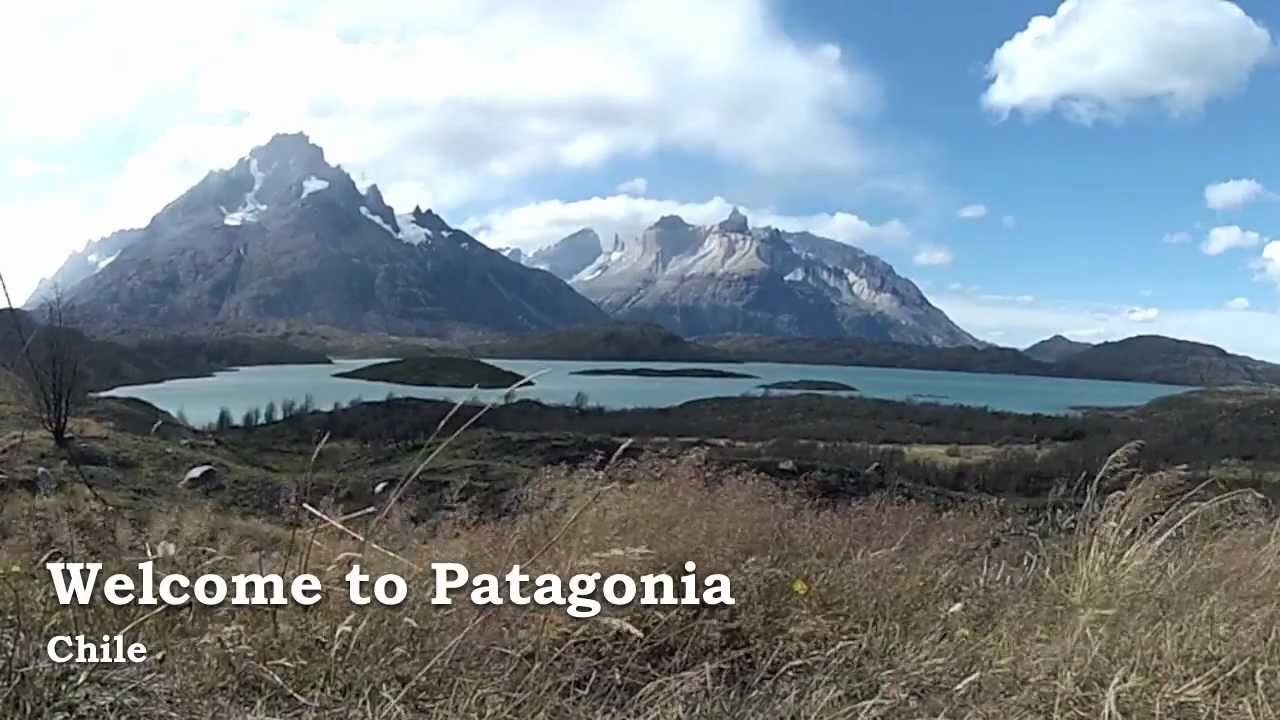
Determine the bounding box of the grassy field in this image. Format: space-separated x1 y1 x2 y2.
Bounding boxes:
3 386 1280 717
3 452 1279 717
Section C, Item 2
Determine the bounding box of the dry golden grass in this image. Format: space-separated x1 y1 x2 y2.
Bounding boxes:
2 447 1280 718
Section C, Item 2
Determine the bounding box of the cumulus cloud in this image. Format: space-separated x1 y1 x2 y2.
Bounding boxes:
957 204 987 220
0 1 881 301
1126 306 1160 322
1257 241 1280 286
1202 225 1266 255
615 178 648 196
982 0 1273 124
1205 178 1271 210
1162 231 1192 245
464 194 914 256
1225 297 1251 310
912 246 954 267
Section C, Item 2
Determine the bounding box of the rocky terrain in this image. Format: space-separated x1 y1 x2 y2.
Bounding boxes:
30 134 606 338
565 209 979 346
518 229 604 280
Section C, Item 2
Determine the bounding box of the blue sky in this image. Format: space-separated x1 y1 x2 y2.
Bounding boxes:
2 1 1278 357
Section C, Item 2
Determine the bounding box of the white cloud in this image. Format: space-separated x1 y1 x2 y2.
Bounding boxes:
1257 241 1280 286
1162 231 1192 245
1202 225 1265 255
1001 215 1017 230
465 194 915 257
979 294 1035 305
933 293 1280 361
1139 289 1154 297
615 177 648 196
957 204 987 220
1225 297 1251 310
0 1 881 302
983 0 1273 124
9 156 64 179
912 246 954 267
1126 306 1160 322
1205 178 1270 210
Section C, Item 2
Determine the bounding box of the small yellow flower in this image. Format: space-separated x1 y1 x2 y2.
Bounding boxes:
789 578 810 596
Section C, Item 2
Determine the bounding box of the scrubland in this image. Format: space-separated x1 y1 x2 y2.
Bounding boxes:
4 438 1280 718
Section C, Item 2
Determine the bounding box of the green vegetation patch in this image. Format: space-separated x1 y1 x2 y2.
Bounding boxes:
335 357 531 388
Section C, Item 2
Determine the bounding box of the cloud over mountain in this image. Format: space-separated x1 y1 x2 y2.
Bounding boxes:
465 194 915 258
1 0 880 302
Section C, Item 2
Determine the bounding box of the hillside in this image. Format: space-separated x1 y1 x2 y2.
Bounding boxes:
471 322 734 362
1024 334 1093 363
0 309 329 392
702 333 1046 374
1055 335 1280 386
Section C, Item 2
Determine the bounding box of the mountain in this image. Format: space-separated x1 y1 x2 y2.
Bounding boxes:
566 209 978 347
523 229 603 280
25 228 146 307
1055 336 1280 387
1024 334 1093 364
36 133 606 337
494 247 525 264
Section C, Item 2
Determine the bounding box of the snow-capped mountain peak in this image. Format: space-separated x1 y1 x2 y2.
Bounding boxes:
560 209 978 347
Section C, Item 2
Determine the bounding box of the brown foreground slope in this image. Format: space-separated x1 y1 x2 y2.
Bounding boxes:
2 387 1280 716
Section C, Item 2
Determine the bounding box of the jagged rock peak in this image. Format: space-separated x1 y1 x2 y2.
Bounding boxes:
653 214 691 229
717 207 749 233
244 133 332 182
561 228 602 247
363 184 400 234
411 206 453 234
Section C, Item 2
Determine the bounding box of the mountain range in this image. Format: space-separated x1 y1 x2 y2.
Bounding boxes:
29 133 979 349
511 209 979 347
29 133 605 338
24 132 1280 389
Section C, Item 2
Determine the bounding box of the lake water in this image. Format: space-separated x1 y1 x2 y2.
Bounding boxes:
97 358 1193 426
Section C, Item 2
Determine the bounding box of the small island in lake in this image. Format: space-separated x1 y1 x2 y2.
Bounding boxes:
571 367 758 379
759 379 859 392
335 357 532 388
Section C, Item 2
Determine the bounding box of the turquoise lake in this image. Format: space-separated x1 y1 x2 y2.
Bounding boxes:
97 358 1194 426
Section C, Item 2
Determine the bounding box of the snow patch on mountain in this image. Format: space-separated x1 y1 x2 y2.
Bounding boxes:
396 213 458 246
300 175 329 199
223 157 268 225
360 206 398 237
93 251 121 271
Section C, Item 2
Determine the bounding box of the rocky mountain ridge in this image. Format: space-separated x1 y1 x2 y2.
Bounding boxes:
534 208 980 347
30 133 606 337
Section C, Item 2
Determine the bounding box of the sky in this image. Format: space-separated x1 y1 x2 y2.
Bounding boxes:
2 0 1279 358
